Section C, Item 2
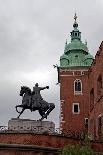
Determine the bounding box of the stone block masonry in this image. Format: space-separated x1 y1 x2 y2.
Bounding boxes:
8 118 55 133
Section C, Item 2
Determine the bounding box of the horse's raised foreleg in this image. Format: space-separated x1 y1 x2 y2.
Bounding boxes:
17 108 25 118
15 105 23 113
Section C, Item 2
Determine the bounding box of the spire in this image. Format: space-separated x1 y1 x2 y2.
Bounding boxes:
73 13 78 29
60 13 93 68
70 13 81 41
74 13 77 22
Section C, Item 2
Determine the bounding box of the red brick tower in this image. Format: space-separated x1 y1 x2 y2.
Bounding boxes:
58 14 94 134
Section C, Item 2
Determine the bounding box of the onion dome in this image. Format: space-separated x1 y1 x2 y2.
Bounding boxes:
60 13 93 67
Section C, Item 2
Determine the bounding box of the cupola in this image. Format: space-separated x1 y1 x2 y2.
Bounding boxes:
60 14 93 67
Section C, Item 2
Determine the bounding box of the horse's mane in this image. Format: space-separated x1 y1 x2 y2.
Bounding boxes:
22 86 31 92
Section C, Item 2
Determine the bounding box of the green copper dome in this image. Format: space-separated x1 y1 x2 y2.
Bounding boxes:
84 53 94 59
60 14 93 67
65 40 88 55
83 53 94 66
60 54 69 66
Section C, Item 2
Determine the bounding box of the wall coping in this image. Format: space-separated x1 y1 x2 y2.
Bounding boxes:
0 143 60 154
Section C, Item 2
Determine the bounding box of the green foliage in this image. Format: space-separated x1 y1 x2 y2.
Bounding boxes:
61 144 96 155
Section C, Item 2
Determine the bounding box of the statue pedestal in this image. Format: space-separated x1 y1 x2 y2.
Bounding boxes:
8 118 55 133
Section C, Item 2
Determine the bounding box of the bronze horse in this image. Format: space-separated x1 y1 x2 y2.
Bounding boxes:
15 86 55 120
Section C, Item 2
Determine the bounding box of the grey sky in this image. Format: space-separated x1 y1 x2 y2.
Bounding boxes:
0 0 103 128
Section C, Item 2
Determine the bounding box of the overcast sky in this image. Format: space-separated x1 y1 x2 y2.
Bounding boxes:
0 0 103 129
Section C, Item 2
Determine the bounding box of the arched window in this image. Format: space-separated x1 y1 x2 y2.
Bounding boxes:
98 115 102 138
74 79 82 94
90 88 94 112
97 75 102 97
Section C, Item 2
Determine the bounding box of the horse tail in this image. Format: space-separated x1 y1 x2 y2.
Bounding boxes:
15 105 23 113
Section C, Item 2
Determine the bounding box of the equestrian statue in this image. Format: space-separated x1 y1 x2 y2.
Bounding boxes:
15 83 55 121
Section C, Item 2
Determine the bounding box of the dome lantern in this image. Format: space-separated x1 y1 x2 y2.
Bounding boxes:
70 13 81 41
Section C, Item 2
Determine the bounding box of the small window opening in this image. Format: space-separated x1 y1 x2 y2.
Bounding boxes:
98 116 102 137
90 88 94 112
74 105 78 112
85 118 88 128
73 103 80 114
75 55 78 58
97 75 102 96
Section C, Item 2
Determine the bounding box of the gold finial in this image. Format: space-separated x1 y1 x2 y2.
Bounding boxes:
74 13 77 22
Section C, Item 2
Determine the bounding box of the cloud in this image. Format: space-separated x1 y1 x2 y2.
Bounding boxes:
0 0 102 128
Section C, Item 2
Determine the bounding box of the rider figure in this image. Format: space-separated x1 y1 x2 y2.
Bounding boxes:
32 83 49 110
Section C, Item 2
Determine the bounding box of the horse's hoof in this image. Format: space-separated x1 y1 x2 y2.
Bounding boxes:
38 119 42 121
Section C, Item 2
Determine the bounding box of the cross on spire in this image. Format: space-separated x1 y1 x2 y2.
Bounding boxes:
74 13 77 22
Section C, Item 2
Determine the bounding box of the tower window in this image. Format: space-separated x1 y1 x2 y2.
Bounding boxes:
74 79 82 95
97 75 102 97
72 103 80 114
98 115 102 137
75 55 78 58
90 88 94 112
85 118 88 128
75 33 77 36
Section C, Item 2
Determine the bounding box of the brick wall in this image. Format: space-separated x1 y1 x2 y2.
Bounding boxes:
58 42 103 141
88 42 103 140
0 132 103 154
59 68 89 133
0 132 79 148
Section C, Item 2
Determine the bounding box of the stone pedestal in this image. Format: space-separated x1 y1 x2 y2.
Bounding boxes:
8 118 55 133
